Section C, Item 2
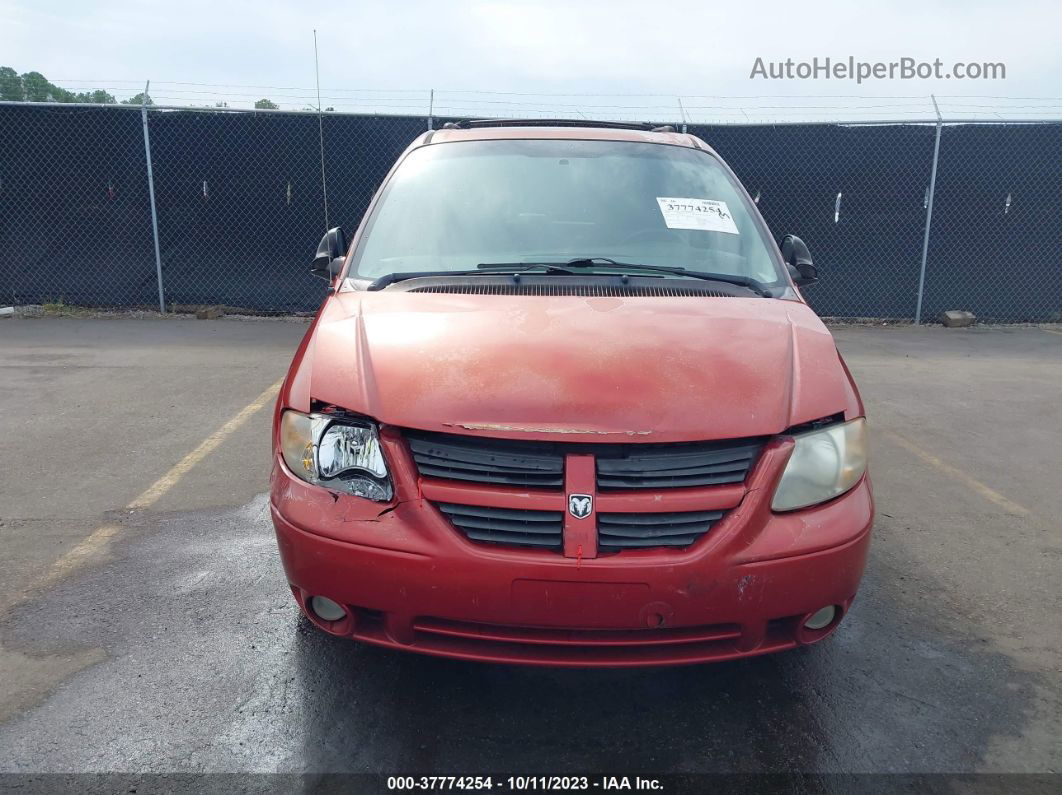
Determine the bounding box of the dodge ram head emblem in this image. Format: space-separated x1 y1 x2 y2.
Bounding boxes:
568 494 593 519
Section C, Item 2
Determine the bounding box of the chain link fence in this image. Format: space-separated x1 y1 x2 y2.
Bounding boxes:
920 124 1062 322
0 105 158 308
1 101 1060 321
688 123 941 320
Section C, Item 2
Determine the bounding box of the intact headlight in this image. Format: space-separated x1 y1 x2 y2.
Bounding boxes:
280 410 392 501
771 418 867 512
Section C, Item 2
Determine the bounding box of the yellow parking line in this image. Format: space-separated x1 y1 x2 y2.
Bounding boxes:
882 430 1030 517
35 524 123 591
128 378 283 510
32 377 283 592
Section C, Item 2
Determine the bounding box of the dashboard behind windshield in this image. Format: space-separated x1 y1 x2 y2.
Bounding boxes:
349 138 783 286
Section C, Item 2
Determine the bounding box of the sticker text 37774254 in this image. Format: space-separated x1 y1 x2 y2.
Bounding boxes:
656 198 740 235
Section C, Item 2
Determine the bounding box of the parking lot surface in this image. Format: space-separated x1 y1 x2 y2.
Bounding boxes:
0 317 1059 776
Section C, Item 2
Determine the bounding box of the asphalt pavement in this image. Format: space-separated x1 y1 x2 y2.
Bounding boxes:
0 317 1059 781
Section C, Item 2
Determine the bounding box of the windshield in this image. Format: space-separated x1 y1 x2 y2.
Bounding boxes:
350 139 783 285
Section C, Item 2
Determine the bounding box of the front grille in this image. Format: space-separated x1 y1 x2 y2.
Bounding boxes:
597 510 724 549
436 503 564 549
596 440 763 489
405 430 762 490
406 431 564 487
409 430 754 553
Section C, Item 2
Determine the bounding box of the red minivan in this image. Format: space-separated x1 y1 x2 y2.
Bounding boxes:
270 120 873 666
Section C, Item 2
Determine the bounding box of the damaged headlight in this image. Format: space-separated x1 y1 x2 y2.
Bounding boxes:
771 418 867 512
280 410 392 501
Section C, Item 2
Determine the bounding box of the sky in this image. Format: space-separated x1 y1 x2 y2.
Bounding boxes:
2 0 1061 122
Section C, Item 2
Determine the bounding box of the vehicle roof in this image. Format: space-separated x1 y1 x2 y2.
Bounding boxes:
418 124 713 152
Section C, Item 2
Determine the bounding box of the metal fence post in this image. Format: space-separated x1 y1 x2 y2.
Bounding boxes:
140 81 166 313
313 31 330 231
428 89 434 131
915 95 943 324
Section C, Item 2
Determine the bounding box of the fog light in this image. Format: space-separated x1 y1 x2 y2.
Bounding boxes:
804 605 837 630
309 595 346 622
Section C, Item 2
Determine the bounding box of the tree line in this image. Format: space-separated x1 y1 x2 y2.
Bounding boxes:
0 67 279 109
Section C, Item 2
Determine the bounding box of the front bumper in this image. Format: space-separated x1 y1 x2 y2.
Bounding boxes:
269 436 873 667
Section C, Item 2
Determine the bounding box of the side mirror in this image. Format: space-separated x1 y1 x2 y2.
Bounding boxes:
780 234 818 286
311 226 348 281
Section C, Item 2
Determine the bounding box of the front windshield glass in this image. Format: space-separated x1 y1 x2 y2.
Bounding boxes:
350 138 782 285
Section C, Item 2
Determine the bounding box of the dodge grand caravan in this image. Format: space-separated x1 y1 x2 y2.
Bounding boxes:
270 120 873 666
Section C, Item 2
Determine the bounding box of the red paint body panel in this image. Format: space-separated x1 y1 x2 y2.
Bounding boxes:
299 292 849 443
270 430 873 665
562 455 597 559
269 125 874 666
270 443 872 665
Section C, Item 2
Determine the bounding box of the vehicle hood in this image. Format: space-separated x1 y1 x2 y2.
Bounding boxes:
297 291 849 443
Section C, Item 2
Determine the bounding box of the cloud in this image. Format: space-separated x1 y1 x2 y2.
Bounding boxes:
2 0 1059 118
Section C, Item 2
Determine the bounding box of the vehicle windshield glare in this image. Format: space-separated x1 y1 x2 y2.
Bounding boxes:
349 139 783 286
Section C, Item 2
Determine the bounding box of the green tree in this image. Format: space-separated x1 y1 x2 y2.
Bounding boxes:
5 69 80 102
75 89 117 104
0 66 23 100
20 71 60 101
122 92 154 106
0 67 119 104
254 98 278 110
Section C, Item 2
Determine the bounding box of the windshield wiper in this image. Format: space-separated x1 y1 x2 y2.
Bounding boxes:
368 259 773 295
475 262 578 275
483 258 773 296
367 264 575 290
568 258 773 296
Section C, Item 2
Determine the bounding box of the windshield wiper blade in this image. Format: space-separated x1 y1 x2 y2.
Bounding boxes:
476 262 578 274
368 265 575 290
479 257 771 294
563 257 774 296
369 259 773 295
368 270 474 290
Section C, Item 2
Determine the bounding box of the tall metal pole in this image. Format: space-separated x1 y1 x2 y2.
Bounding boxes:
140 80 165 313
313 29 330 230
915 94 942 325
677 97 688 133
427 89 434 131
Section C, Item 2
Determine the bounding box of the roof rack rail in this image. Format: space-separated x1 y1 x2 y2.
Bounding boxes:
441 118 676 132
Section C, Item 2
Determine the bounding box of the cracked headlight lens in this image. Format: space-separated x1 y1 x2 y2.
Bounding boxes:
280 410 392 501
771 418 867 512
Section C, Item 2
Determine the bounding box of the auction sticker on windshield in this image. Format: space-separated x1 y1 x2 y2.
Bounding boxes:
656 197 740 234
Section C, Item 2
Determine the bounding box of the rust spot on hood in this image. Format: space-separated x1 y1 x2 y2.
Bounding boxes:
444 422 653 436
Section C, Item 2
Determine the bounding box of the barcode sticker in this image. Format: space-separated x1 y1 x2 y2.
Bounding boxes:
656 198 740 234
